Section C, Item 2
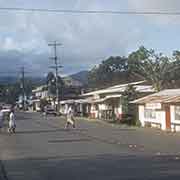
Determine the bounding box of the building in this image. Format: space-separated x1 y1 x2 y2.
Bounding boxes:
60 98 92 116
31 81 82 112
133 89 180 132
31 85 50 111
60 81 155 121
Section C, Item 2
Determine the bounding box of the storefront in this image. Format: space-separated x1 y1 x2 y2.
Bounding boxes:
134 89 180 132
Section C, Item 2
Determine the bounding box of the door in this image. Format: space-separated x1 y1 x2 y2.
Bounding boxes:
165 105 171 130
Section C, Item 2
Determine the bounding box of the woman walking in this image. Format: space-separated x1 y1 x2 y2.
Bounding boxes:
8 109 16 133
0 106 3 132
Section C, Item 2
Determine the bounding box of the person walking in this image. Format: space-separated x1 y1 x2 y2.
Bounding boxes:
0 106 3 132
65 105 76 129
8 109 16 134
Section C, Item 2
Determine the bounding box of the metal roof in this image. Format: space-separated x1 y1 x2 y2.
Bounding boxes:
82 81 155 97
60 94 122 105
132 89 180 104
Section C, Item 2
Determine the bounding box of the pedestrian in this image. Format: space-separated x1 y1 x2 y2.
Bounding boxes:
65 105 76 129
8 108 16 134
0 106 3 132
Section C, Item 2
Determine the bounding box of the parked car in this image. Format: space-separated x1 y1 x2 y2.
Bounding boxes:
1 105 11 121
44 108 58 116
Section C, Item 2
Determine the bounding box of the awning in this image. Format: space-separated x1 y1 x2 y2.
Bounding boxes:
92 94 122 103
60 100 75 104
31 99 40 103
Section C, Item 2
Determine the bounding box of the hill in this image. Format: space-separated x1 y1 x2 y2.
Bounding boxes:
69 71 89 86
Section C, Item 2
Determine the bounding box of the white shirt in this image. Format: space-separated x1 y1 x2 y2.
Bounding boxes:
0 111 3 127
9 112 15 128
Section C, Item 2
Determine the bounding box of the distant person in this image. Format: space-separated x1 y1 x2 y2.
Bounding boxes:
0 106 3 132
65 105 76 129
8 109 16 133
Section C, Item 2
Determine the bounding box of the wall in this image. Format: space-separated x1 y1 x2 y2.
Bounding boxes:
170 105 180 132
114 105 122 119
35 101 41 111
90 104 98 118
138 104 166 130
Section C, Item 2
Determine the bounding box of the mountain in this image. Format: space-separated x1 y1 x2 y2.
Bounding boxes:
0 71 89 87
0 76 46 85
69 71 89 85
0 76 18 84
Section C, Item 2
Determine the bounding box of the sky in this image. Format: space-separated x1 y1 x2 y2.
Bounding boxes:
0 0 180 77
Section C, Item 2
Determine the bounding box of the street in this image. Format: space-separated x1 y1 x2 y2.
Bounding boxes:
1 112 180 180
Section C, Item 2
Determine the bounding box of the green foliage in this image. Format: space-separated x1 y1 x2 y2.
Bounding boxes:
88 46 180 91
121 85 138 125
46 72 64 99
128 46 180 91
88 56 129 88
40 98 48 112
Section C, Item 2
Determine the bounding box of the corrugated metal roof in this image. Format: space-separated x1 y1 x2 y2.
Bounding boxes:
132 89 180 104
60 94 122 105
82 81 155 97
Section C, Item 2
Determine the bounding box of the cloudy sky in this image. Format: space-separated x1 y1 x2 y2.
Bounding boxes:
0 0 180 77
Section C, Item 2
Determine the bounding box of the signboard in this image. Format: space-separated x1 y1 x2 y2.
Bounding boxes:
146 103 162 110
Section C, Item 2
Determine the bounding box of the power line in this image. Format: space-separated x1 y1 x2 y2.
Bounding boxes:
0 7 179 16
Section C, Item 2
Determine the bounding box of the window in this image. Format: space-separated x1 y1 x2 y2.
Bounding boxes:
175 106 180 120
144 108 156 119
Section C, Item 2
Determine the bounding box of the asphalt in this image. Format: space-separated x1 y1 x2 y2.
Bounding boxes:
0 112 180 179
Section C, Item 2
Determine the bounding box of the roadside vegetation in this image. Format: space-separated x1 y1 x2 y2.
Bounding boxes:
88 46 180 91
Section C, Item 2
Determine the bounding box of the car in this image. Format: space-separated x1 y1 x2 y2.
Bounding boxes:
44 108 58 116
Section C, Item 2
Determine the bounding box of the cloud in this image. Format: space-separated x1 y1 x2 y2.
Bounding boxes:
0 0 179 76
128 0 180 25
0 0 140 76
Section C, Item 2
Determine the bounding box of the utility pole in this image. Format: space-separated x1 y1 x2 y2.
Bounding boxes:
48 41 62 110
21 67 26 111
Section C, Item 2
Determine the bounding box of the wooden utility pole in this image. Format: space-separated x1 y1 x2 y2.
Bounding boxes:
48 41 62 110
21 66 26 111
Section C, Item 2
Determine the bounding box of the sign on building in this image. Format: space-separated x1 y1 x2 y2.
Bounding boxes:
146 103 162 110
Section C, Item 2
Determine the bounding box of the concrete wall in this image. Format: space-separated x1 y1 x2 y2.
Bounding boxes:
170 105 180 132
35 102 41 111
90 104 98 118
114 105 122 119
89 101 122 120
138 105 166 130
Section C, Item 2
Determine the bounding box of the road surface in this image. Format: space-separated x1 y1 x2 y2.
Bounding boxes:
1 112 180 180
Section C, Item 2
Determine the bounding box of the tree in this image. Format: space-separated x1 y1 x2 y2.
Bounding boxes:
40 98 49 112
128 46 180 91
88 56 129 88
121 85 138 125
46 72 56 96
46 72 64 99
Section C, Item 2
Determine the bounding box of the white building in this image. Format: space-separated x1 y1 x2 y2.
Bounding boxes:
133 89 180 132
32 85 48 99
31 85 50 111
60 81 155 121
81 81 155 120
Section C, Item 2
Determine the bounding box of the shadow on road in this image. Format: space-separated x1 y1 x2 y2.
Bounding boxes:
48 138 92 143
14 129 88 135
2 154 180 180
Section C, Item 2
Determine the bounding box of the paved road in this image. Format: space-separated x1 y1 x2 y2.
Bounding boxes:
1 112 180 180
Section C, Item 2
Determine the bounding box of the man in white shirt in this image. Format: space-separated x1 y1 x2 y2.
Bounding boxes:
8 109 16 133
0 106 3 132
65 106 76 129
